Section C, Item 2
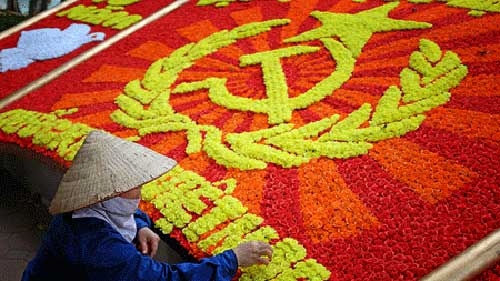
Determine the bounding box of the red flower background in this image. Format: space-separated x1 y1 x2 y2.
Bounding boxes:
0 0 499 280
0 0 174 98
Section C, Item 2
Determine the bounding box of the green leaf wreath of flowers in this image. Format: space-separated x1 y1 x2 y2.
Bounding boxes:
110 6 468 170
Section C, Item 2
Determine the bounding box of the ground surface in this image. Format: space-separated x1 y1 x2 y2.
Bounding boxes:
0 170 50 281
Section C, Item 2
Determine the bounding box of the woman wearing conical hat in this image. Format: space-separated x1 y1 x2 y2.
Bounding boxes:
22 130 272 281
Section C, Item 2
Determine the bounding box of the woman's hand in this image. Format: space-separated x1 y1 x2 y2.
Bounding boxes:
233 241 273 267
136 227 160 257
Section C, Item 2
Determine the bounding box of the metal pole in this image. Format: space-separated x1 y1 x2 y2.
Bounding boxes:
7 0 14 11
421 228 500 281
28 0 36 16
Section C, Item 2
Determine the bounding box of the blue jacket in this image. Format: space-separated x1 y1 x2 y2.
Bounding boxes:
22 210 238 281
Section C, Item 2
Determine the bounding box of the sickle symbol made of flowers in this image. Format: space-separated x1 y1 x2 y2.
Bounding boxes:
110 2 468 170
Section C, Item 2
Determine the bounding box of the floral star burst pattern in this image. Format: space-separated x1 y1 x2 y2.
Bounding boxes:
0 0 499 280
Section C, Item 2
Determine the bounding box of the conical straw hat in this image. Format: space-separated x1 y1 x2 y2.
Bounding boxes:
49 130 177 214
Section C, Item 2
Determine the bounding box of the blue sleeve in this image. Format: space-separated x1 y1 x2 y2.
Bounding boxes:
84 230 239 281
134 208 152 231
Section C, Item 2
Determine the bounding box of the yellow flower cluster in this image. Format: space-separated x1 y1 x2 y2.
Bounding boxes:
57 2 142 29
240 239 330 280
0 109 92 160
93 0 140 9
141 165 331 280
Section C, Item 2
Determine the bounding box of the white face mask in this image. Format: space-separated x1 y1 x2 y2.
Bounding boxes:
100 197 140 215
72 197 140 242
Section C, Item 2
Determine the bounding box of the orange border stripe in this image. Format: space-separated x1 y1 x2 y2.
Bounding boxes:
226 168 267 215
150 132 188 155
113 129 139 139
425 108 500 141
370 138 479 204
281 0 320 41
71 110 115 127
249 113 269 131
234 7 274 53
83 65 145 83
298 158 379 243
51 90 122 110
181 101 214 116
327 0 362 13
290 111 305 128
177 20 219 41
127 41 173 61
197 107 227 124
179 152 212 176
